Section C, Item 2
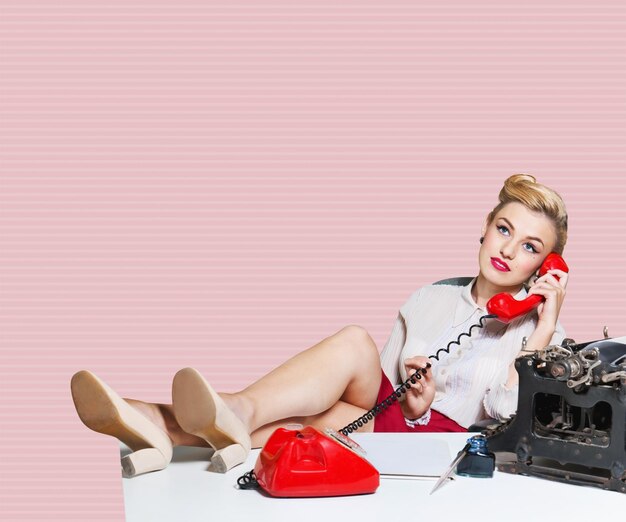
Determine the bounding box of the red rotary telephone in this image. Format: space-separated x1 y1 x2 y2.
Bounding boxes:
252 426 379 497
486 253 569 324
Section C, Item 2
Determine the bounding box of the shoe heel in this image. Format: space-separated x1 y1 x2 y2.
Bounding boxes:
121 448 169 478
210 443 248 473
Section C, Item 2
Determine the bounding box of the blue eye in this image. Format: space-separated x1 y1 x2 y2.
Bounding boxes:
523 243 538 254
497 225 509 236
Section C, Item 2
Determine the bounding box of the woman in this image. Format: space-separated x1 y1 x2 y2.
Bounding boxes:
71 174 569 477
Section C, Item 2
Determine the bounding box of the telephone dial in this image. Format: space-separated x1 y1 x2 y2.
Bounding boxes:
238 253 570 497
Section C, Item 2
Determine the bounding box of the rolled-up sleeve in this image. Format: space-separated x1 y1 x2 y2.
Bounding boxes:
483 383 518 421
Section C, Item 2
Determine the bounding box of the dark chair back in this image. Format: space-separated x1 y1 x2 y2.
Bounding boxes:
432 277 473 287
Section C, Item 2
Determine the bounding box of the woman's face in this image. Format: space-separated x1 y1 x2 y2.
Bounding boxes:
479 202 557 288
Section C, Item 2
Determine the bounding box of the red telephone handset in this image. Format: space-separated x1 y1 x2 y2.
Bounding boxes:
486 253 569 324
253 426 379 497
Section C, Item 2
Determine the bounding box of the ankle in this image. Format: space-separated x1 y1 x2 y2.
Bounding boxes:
219 392 254 434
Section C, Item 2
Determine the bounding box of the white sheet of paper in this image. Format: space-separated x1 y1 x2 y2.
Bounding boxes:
350 433 454 478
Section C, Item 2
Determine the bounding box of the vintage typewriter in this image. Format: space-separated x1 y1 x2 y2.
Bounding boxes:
484 335 626 494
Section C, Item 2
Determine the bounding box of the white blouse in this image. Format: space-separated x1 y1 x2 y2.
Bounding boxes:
379 279 565 428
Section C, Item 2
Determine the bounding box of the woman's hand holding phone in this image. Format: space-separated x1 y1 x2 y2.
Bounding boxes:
527 267 569 330
400 356 436 420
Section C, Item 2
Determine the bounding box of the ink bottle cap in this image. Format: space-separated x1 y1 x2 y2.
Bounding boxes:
456 434 495 478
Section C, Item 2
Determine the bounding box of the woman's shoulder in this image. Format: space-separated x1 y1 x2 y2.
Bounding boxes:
401 281 467 313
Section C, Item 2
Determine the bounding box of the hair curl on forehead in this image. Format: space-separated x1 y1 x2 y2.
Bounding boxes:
487 174 568 254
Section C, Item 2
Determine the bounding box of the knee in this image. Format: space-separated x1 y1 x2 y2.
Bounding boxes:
336 325 378 358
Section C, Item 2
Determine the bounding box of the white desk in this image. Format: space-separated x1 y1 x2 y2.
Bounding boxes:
122 433 624 521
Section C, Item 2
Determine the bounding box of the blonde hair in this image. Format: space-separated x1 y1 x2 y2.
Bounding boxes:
487 174 568 254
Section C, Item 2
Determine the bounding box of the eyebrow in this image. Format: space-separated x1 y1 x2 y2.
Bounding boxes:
499 217 545 245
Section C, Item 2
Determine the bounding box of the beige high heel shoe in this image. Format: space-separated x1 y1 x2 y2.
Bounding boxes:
70 370 173 478
171 367 251 473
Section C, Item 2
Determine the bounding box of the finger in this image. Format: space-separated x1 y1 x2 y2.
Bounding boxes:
417 369 435 389
411 381 423 394
535 272 555 284
408 368 426 388
404 358 431 373
537 278 566 296
405 374 423 393
404 355 429 366
528 287 563 309
537 268 566 281
547 268 568 279
527 283 557 298
540 274 562 288
554 271 569 289
547 269 569 288
528 281 554 292
408 367 428 380
409 375 428 391
419 364 433 379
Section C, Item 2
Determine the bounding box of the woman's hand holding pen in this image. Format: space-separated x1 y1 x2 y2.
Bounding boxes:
400 356 436 420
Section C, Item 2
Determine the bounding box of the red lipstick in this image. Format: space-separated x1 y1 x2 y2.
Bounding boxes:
490 257 510 272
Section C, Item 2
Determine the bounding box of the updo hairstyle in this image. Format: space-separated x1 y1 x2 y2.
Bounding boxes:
487 174 568 254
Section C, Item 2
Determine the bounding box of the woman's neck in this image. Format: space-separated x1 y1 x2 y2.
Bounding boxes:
471 274 523 308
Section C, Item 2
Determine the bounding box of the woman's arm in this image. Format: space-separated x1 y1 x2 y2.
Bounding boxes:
503 267 569 388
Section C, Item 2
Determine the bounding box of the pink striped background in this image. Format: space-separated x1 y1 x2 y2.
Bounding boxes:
1 1 625 519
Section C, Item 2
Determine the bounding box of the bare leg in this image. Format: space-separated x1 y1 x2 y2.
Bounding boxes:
222 325 382 436
249 399 374 448
127 397 374 450
125 325 382 448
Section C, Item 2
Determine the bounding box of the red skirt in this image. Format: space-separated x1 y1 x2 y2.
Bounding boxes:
372 370 467 433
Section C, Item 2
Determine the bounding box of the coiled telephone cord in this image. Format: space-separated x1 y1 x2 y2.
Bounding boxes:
237 470 259 490
429 314 496 362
